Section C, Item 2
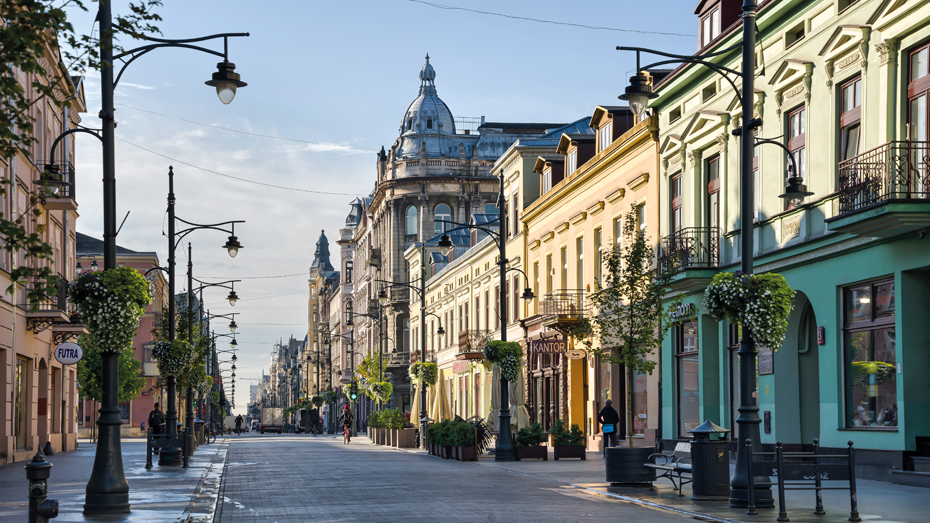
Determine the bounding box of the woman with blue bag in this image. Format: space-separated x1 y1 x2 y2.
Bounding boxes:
598 399 620 457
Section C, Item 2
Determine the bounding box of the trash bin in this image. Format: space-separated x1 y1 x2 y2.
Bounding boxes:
195 419 205 445
688 420 730 500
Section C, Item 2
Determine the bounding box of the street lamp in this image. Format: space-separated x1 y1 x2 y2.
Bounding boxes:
227 286 239 306
229 319 238 333
205 61 248 104
614 0 805 507
230 338 238 349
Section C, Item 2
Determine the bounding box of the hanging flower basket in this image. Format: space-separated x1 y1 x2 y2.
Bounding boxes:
152 339 194 377
311 396 325 408
409 362 439 386
703 271 795 350
483 340 523 382
323 390 337 403
368 381 393 404
68 267 152 353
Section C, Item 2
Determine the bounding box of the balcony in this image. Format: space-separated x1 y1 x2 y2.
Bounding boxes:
39 161 78 211
457 329 489 360
828 141 930 237
21 276 72 333
659 227 721 273
540 290 588 331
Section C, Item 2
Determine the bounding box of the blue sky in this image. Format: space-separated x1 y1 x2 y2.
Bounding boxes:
70 0 699 412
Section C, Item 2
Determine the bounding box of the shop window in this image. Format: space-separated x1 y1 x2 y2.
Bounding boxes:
844 279 897 428
840 77 862 160
676 320 700 438
119 401 130 424
15 356 30 450
632 368 648 436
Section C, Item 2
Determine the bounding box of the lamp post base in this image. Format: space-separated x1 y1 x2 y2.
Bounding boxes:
83 495 130 516
157 448 183 466
729 488 774 509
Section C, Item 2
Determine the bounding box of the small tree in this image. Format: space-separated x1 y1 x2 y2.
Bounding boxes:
573 211 683 443
76 334 146 404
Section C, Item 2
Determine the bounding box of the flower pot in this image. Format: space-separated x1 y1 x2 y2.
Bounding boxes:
443 445 453 459
516 445 548 461
367 427 372 439
391 429 400 447
553 445 586 460
372 428 379 444
397 428 417 448
605 447 654 486
458 445 478 461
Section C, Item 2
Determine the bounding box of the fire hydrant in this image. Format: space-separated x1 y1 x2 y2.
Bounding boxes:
25 452 58 522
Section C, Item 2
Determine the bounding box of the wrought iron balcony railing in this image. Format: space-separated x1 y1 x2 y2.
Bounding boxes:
837 141 930 214
659 227 721 273
540 290 588 325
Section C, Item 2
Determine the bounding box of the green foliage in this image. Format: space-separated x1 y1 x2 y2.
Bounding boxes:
482 340 523 382
355 356 386 390
515 422 547 447
69 268 153 354
75 334 146 403
211 391 222 410
549 419 584 446
704 271 795 350
152 339 193 377
449 419 475 447
367 410 383 429
322 390 337 403
0 1 161 300
367 381 393 404
409 362 438 386
380 408 408 430
311 396 325 408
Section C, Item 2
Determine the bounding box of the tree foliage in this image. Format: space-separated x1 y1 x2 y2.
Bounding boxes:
0 1 161 299
76 333 146 403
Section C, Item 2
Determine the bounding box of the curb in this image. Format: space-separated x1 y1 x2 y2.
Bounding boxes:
388 444 740 523
180 438 228 523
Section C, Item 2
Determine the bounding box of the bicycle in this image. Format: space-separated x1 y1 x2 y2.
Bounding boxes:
207 427 217 444
343 424 351 444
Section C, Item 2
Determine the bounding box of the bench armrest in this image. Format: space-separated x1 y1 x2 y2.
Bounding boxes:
648 453 671 465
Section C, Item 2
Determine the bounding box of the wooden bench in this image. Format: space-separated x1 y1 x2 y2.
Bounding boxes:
645 442 693 496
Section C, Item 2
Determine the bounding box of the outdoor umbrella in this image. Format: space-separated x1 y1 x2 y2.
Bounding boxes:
508 362 530 430
410 379 422 422
429 370 442 421
488 365 500 432
432 370 452 421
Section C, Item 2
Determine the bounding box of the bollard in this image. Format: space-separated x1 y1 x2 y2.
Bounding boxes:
25 451 59 523
42 441 55 456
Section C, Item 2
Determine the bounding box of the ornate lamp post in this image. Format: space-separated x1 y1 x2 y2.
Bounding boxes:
616 0 812 507
435 170 535 462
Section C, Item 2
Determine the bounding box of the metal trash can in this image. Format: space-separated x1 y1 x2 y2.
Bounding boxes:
194 419 205 445
688 420 730 500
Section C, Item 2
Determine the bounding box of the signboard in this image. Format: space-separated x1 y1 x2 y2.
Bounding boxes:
452 361 468 374
141 390 151 397
53 342 83 365
670 302 695 320
213 376 223 384
817 326 825 345
758 347 774 375
530 338 566 354
566 349 586 360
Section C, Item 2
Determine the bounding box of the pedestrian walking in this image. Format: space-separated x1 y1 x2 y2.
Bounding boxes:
235 414 243 436
598 399 620 456
148 403 165 454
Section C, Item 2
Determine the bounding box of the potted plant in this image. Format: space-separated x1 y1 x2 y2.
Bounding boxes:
515 422 548 461
451 419 477 461
550 419 586 460
368 411 382 444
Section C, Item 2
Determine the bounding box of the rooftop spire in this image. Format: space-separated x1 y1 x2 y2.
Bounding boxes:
419 53 436 95
310 229 334 272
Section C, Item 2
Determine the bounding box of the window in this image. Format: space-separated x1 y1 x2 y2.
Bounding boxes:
546 254 553 294
598 122 612 152
533 262 539 314
493 287 499 330
513 274 520 323
427 118 433 129
576 237 584 290
511 194 519 237
637 203 647 232
707 155 720 231
787 106 806 207
119 401 131 424
908 42 930 175
700 8 720 47
844 279 896 428
403 318 410 353
669 106 682 123
560 247 568 290
753 131 760 220
542 169 552 194
671 173 683 232
840 77 862 161
344 301 353 325
702 82 717 101
566 149 577 174
434 204 451 234
676 320 700 438
345 261 353 283
405 206 418 235
786 22 805 48
15 356 29 450
408 118 413 130
594 228 603 288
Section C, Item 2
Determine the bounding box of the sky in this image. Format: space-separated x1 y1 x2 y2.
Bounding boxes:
67 0 699 414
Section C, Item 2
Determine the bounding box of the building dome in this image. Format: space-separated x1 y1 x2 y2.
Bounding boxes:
396 54 455 159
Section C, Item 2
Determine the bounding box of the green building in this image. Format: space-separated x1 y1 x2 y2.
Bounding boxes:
650 0 930 485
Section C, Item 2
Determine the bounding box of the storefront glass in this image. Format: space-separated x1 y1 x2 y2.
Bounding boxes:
15 356 29 450
677 321 700 438
844 280 897 428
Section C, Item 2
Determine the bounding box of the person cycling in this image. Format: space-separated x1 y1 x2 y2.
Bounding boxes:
234 414 243 436
337 405 354 444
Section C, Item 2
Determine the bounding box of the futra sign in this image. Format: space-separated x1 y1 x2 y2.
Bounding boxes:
54 342 83 365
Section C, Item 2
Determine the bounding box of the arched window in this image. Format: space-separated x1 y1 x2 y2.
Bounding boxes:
345 261 353 283
405 206 418 235
434 204 451 234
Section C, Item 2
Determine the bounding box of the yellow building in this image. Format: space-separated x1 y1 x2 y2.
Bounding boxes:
522 108 662 450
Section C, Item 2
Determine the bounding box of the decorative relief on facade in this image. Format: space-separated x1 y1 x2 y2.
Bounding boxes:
836 51 862 72
627 173 649 191
782 214 802 241
606 188 625 204
555 222 570 234
875 39 899 65
715 134 728 153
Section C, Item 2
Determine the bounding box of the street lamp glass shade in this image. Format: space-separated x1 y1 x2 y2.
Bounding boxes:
378 286 389 305
205 62 247 105
91 259 99 272
229 320 238 333
231 338 238 349
618 72 658 118
232 354 237 362
231 364 237 371
778 175 815 208
438 234 453 257
522 287 535 301
437 325 445 336
76 261 83 271
40 165 66 196
224 235 242 258
227 289 239 306
231 372 236 378
628 92 649 117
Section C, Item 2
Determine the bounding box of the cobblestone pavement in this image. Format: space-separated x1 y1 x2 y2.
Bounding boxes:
0 438 226 522
217 433 690 523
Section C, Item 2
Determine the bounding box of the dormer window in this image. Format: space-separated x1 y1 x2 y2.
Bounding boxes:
427 118 433 129
566 150 577 174
542 169 552 194
598 122 613 152
701 8 720 48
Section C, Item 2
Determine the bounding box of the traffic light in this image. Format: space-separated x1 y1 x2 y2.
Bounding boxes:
349 382 358 401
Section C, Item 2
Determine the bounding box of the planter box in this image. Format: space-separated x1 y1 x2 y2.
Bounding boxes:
553 445 586 460
391 429 400 448
372 428 380 445
605 447 654 486
516 445 548 461
443 445 453 459
396 428 417 448
367 427 372 439
457 445 478 461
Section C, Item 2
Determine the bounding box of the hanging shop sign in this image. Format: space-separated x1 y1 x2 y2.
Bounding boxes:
530 338 566 354
452 361 469 374
566 349 586 360
54 342 83 365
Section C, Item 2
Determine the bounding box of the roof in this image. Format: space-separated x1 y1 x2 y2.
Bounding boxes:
470 213 500 227
478 122 566 134
537 117 595 139
533 155 564 174
76 232 156 256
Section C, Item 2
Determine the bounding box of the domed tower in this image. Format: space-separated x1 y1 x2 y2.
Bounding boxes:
395 54 456 159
